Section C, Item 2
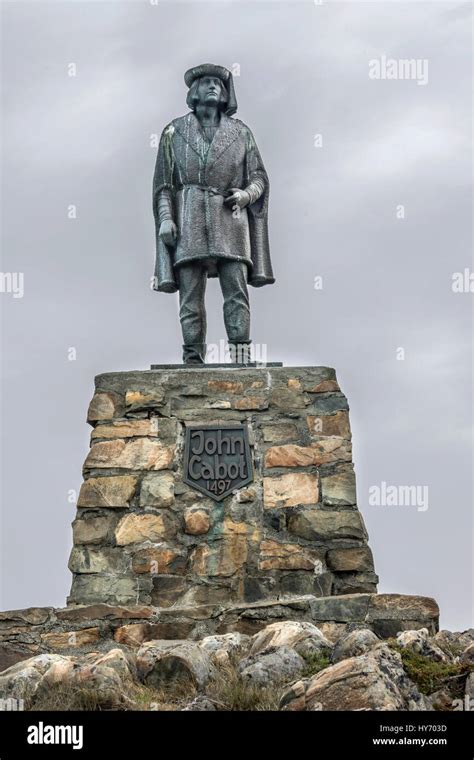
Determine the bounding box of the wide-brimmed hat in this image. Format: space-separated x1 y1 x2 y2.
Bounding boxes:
184 63 237 116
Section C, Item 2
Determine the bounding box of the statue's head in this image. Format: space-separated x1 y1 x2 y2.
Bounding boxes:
184 63 237 116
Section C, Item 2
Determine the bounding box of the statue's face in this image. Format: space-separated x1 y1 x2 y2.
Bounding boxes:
196 76 223 106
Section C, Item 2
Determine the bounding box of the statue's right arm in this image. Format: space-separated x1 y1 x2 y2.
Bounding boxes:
157 190 177 246
153 128 178 247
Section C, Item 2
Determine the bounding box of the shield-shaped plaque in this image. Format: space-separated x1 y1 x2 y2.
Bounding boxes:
183 424 253 502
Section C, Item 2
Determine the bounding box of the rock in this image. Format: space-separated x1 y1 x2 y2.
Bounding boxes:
68 546 129 574
182 696 217 711
433 629 474 657
114 622 183 648
429 690 454 711
176 585 232 607
305 379 340 393
368 595 440 635
369 594 439 621
131 545 187 575
331 628 380 663
250 621 333 658
270 388 306 410
68 576 145 606
125 389 165 409
265 445 319 468
306 411 351 439
40 648 135 708
279 570 333 599
280 645 430 711
151 576 188 607
72 515 116 545
332 571 378 595
0 607 53 627
288 510 367 541
460 642 474 665
56 604 153 621
207 380 244 394
327 547 374 573
258 540 324 571
114 623 153 647
396 629 449 662
139 473 175 507
205 400 231 409
0 646 36 674
87 392 122 423
184 507 210 535
263 473 319 508
77 475 137 508
265 440 351 468
233 396 268 410
305 438 352 465
40 628 100 650
239 645 305 686
0 654 71 701
115 513 177 545
190 536 249 577
84 439 174 471
320 466 357 506
200 632 249 660
317 622 348 643
190 540 246 577
261 423 299 443
91 419 159 439
235 487 256 503
309 594 371 623
137 640 211 689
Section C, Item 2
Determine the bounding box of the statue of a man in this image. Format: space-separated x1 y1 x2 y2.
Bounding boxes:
152 63 275 365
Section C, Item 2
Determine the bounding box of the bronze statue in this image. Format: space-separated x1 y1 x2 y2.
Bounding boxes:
152 63 275 365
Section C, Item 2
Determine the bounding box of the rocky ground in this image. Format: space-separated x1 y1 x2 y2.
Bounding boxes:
1 621 472 712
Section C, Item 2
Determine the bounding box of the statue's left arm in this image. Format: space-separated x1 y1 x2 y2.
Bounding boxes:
242 127 269 213
224 127 268 211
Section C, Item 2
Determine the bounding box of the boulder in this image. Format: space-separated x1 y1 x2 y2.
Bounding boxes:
396 629 449 662
460 642 474 666
250 621 333 658
280 644 430 711
0 649 134 709
137 640 211 689
433 629 474 657
331 628 380 663
239 645 305 687
200 633 249 665
39 648 135 708
0 654 70 701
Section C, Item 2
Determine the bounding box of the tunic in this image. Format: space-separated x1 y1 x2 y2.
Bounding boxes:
152 111 274 292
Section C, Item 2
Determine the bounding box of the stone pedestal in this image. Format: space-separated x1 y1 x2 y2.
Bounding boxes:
67 366 378 608
0 365 441 672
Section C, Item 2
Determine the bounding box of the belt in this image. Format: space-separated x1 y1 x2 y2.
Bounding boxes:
177 184 229 197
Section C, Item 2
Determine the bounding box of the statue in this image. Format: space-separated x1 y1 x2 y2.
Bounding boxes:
152 63 275 365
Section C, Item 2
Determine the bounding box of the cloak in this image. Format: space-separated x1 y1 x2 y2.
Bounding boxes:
152 112 274 292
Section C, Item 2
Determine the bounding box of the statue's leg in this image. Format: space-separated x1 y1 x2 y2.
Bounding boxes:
218 260 251 364
177 262 207 364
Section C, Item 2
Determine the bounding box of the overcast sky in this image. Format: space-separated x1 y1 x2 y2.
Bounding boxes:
0 0 472 631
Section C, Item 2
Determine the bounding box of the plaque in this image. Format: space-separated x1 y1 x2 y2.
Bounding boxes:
183 424 253 501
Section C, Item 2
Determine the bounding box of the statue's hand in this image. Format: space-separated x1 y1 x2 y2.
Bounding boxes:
224 188 250 210
159 220 177 247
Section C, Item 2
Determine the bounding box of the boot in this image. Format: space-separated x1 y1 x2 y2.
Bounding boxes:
182 343 206 365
